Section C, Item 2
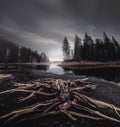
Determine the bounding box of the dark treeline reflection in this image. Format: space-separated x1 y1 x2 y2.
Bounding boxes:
62 32 120 62
1 64 120 83
67 67 120 83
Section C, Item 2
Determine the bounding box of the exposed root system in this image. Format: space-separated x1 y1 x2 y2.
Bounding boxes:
0 74 120 126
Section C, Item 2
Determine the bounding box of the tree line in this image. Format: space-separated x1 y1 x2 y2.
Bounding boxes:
62 32 120 61
0 37 48 63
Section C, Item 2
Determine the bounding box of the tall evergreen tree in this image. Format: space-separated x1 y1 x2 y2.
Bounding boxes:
83 33 94 61
95 39 105 61
62 37 70 61
103 32 113 61
74 34 82 61
112 36 120 60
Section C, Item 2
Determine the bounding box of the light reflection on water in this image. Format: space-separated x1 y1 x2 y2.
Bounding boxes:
47 64 74 75
1 64 120 83
47 64 64 75
47 64 120 83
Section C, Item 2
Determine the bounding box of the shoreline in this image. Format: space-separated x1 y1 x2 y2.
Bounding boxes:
59 61 120 70
0 61 120 70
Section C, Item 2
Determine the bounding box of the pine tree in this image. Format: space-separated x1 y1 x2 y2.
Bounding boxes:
103 32 112 61
112 36 120 60
74 34 82 61
83 33 94 61
62 37 70 61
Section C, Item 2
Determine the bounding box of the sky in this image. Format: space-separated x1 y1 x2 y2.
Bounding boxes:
0 0 120 61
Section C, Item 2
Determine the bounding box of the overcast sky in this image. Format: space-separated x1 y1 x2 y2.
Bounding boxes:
0 0 120 61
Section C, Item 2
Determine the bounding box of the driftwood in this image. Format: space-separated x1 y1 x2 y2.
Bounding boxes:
0 74 12 82
0 75 120 126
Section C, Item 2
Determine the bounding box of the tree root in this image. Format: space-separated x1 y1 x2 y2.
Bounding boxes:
0 74 12 81
0 76 120 126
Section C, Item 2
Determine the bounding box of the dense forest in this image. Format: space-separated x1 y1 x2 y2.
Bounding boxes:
62 32 120 61
0 36 48 63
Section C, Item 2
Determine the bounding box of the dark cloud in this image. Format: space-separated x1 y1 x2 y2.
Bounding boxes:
0 0 120 60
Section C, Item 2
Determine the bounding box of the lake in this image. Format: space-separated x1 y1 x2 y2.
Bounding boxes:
0 63 120 83
47 64 120 83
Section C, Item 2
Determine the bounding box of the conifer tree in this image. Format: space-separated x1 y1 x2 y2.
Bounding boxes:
62 37 70 61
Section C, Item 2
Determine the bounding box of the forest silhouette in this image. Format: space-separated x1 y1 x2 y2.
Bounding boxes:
62 32 120 62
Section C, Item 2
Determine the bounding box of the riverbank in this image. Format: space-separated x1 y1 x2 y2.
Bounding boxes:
59 61 120 70
1 61 120 70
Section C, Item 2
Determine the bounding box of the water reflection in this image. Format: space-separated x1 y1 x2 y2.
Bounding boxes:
47 64 64 75
64 67 120 83
1 64 120 83
46 64 120 83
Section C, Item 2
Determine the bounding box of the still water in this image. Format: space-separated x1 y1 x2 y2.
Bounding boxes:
47 64 64 75
0 64 120 83
47 64 120 83
47 64 73 75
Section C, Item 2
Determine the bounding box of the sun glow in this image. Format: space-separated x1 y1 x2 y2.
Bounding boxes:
49 58 63 62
